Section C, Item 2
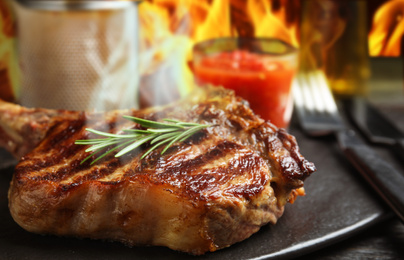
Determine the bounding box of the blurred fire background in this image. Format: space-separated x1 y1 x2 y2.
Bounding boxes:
0 0 402 105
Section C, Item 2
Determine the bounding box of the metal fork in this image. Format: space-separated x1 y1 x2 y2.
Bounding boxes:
293 70 404 223
293 70 344 136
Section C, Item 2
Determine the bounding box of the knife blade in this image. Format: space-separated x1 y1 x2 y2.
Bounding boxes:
337 129 404 223
346 98 404 159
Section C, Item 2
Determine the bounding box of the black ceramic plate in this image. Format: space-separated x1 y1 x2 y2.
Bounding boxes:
0 124 391 260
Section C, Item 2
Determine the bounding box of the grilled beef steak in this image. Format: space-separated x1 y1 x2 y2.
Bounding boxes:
1 87 315 255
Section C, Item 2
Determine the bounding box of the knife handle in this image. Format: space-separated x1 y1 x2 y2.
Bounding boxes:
394 139 404 161
337 130 404 223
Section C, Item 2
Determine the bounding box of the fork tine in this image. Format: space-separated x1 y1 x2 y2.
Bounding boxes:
293 70 345 136
293 73 310 118
307 72 328 113
292 76 304 109
312 71 339 114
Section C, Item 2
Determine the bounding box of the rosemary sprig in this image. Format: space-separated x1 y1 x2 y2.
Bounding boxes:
75 116 210 165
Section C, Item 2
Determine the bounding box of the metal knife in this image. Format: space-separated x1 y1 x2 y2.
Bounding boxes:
346 98 404 160
337 130 404 223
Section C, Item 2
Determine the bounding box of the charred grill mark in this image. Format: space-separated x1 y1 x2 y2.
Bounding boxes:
36 116 87 158
44 116 85 149
16 112 140 183
15 157 53 179
133 139 269 200
59 179 122 192
15 157 83 182
70 159 122 184
186 152 268 200
35 165 76 182
152 140 243 177
208 153 269 200
45 154 123 184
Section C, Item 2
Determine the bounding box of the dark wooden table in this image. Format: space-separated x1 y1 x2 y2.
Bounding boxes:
299 217 404 259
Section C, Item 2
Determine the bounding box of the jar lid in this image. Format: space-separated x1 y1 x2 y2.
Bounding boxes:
15 0 139 11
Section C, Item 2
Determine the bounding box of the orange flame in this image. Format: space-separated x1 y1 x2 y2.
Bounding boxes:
247 0 299 47
369 0 404 57
138 0 300 107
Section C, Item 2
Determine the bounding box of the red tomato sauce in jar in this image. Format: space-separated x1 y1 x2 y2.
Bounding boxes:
193 50 296 128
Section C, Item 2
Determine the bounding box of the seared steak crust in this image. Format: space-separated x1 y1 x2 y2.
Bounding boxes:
4 87 316 255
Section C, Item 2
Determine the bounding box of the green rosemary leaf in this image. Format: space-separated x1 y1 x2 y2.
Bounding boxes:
141 137 175 159
179 125 207 142
90 139 133 165
163 118 203 127
177 122 205 127
85 138 121 153
123 115 184 129
162 118 182 124
80 151 98 165
150 132 178 144
76 116 210 164
161 125 204 155
146 128 182 133
84 128 124 138
75 138 107 145
122 129 150 134
114 135 155 157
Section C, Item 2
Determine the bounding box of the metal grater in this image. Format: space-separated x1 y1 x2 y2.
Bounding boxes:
12 0 140 111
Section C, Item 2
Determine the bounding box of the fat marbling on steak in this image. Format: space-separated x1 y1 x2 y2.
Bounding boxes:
0 87 316 255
